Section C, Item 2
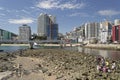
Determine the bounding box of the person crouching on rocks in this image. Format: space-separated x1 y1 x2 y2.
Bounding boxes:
97 65 102 72
111 61 116 71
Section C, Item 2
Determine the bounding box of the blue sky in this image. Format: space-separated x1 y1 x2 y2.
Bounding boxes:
0 0 120 34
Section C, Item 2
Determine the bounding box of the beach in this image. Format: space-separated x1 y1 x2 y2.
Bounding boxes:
0 49 120 80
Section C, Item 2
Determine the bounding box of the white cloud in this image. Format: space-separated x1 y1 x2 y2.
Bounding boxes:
30 6 36 9
0 7 4 10
69 12 89 17
21 9 30 14
0 13 5 16
6 10 11 12
36 0 85 10
60 2 85 10
8 18 34 24
36 0 59 9
98 10 120 16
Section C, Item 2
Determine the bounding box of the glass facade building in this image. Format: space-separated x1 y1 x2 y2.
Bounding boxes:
0 29 17 40
47 24 58 40
37 13 58 40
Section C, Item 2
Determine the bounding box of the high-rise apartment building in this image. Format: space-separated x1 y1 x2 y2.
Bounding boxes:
99 21 112 43
19 24 31 40
114 19 120 26
85 22 99 40
37 13 58 40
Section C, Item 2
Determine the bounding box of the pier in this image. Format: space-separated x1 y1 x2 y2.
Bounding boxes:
0 40 70 49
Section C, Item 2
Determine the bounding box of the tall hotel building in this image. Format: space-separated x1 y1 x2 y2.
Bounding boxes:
37 13 49 36
37 13 58 40
19 24 31 40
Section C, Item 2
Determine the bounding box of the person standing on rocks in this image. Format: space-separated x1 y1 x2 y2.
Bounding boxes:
101 57 105 67
96 56 101 65
19 49 23 56
96 56 104 72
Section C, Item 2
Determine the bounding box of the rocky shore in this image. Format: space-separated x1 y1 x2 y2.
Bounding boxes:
0 49 120 80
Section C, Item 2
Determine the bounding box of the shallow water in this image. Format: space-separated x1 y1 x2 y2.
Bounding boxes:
65 46 120 60
0 45 120 60
0 46 29 52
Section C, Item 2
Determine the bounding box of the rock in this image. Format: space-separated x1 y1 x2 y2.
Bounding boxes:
23 70 31 75
56 74 64 79
47 72 52 76
82 72 89 76
75 77 82 80
37 64 42 68
0 71 12 80
41 68 48 73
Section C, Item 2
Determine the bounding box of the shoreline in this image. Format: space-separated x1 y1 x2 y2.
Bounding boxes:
84 44 120 50
0 43 81 47
0 49 120 80
1 44 30 46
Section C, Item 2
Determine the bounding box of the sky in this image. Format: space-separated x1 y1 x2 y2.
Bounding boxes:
0 0 120 35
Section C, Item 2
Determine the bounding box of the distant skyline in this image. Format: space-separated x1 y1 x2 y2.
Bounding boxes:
0 0 120 34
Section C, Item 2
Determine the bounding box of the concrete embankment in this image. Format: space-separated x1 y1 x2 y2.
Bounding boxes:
85 44 120 50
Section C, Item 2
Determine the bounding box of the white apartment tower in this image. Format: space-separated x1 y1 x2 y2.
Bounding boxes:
85 22 100 40
99 21 112 43
19 24 31 40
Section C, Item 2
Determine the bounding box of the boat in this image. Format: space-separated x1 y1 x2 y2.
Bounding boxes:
33 42 41 48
